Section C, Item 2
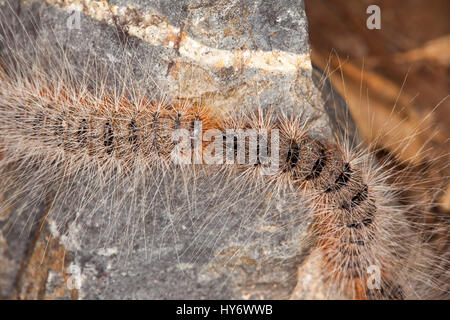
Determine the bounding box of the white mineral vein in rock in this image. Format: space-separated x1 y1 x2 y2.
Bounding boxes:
47 0 312 73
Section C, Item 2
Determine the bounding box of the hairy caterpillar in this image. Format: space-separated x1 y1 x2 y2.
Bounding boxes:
0 0 448 299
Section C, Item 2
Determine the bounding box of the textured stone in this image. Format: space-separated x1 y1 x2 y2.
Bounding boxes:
0 0 353 299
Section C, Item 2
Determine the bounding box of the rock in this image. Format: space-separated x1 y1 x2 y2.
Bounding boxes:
0 0 353 299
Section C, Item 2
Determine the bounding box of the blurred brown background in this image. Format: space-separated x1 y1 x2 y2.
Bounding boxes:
305 0 450 210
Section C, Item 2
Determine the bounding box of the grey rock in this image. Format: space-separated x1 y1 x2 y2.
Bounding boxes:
0 0 353 299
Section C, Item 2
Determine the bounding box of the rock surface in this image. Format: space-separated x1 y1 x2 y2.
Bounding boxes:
0 0 352 299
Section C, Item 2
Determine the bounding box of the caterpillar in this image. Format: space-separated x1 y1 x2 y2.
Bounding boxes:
0 0 448 300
